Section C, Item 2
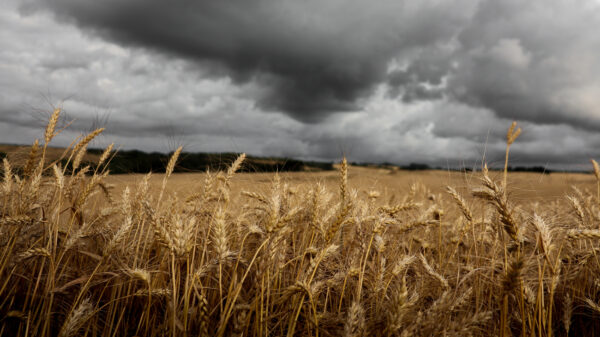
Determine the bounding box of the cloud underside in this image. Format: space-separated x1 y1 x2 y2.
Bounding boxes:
23 0 600 127
2 0 600 168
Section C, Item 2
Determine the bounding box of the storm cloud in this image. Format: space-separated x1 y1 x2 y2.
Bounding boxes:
448 0 600 130
21 0 476 122
21 0 600 129
3 0 600 168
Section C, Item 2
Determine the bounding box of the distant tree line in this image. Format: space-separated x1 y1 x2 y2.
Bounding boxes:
0 149 565 176
80 149 334 174
400 163 551 173
506 166 551 174
349 160 555 174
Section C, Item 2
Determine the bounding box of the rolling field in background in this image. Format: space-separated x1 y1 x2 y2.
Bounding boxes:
105 167 597 206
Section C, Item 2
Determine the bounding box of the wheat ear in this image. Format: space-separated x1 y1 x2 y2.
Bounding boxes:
45 108 61 145
503 121 521 190
158 146 182 205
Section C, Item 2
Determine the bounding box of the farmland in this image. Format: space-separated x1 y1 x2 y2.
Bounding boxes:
1 111 600 336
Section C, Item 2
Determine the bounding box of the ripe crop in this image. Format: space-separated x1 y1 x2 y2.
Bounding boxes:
1 110 598 336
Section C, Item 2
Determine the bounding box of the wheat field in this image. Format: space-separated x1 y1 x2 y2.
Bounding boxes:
2 110 600 336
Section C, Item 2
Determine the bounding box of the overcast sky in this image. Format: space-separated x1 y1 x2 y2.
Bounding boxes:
2 0 600 169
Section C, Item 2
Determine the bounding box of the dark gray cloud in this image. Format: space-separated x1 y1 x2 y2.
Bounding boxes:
389 0 600 131
23 0 600 130
445 0 600 130
3 0 600 170
448 5 599 129
22 0 475 122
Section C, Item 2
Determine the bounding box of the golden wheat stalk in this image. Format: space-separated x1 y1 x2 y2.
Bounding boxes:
0 214 33 226
98 143 114 167
418 253 449 290
45 108 61 145
503 121 521 190
344 300 365 337
59 298 94 337
567 229 600 240
340 157 348 203
157 146 182 205
18 247 51 261
2 158 13 193
226 153 246 180
446 186 473 223
566 195 587 227
72 128 105 155
22 139 39 179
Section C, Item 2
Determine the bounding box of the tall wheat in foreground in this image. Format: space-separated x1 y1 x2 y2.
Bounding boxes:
1 111 600 336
